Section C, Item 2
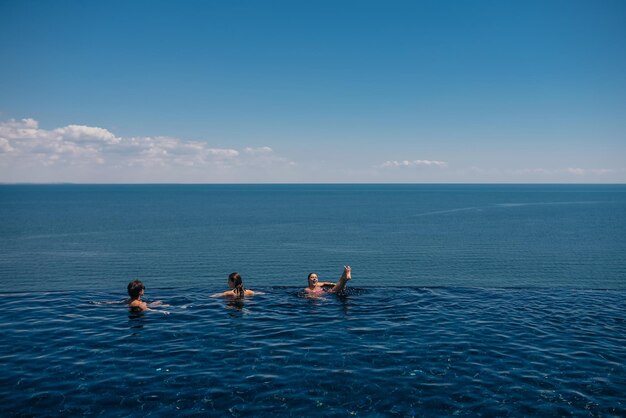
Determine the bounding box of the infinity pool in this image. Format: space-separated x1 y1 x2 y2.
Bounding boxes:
1 287 624 416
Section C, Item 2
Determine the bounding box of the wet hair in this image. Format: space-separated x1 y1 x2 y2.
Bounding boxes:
127 280 145 300
229 272 245 297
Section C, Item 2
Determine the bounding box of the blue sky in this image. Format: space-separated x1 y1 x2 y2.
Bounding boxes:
1 0 625 183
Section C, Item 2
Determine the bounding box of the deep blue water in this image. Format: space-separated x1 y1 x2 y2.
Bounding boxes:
1 184 625 290
1 184 625 416
0 288 624 416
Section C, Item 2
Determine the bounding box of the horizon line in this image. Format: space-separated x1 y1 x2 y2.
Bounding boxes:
1 182 625 186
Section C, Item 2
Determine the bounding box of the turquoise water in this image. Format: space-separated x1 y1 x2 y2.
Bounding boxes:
1 184 625 416
1 184 625 290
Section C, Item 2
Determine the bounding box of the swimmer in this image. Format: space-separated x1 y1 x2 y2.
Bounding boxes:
127 280 169 313
127 279 149 311
305 265 351 296
213 272 257 297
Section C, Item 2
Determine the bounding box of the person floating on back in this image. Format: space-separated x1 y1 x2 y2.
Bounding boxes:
213 272 257 297
127 280 169 313
305 265 352 296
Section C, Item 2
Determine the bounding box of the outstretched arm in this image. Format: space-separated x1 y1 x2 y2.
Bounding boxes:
130 299 169 314
148 301 171 308
329 265 351 293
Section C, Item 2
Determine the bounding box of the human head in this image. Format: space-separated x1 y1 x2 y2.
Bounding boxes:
127 280 145 300
228 272 242 288
307 272 318 286
228 272 244 296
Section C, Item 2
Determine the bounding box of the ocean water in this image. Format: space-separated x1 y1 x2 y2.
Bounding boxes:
1 184 625 290
1 184 625 416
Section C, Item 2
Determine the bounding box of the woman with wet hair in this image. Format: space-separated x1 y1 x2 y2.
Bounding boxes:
213 272 257 297
305 265 352 296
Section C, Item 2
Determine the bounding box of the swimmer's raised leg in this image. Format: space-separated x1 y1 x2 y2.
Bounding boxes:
330 265 351 293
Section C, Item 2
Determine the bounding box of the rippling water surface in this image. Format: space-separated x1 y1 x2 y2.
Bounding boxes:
1 184 625 415
1 288 624 416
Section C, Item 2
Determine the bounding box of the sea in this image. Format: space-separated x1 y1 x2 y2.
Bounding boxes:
0 184 624 416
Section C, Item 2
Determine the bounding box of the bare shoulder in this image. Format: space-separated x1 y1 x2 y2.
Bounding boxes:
211 291 234 297
129 300 148 311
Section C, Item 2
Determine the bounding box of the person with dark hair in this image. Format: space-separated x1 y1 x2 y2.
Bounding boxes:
127 279 148 311
213 272 257 297
127 280 169 313
305 265 352 296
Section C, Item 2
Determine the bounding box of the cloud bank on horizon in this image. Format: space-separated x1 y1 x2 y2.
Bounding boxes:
0 117 622 183
0 118 296 183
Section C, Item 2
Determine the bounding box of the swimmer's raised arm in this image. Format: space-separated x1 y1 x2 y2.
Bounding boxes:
319 282 336 287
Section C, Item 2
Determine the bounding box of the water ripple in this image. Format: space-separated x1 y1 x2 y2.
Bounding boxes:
0 287 624 416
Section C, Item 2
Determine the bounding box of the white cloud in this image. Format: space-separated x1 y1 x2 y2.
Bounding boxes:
0 118 294 182
2 118 38 129
566 168 585 176
241 146 296 168
566 168 615 176
0 118 42 140
116 136 240 168
0 118 242 168
244 146 273 155
509 167 616 176
380 159 447 168
54 125 120 144
0 137 14 152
